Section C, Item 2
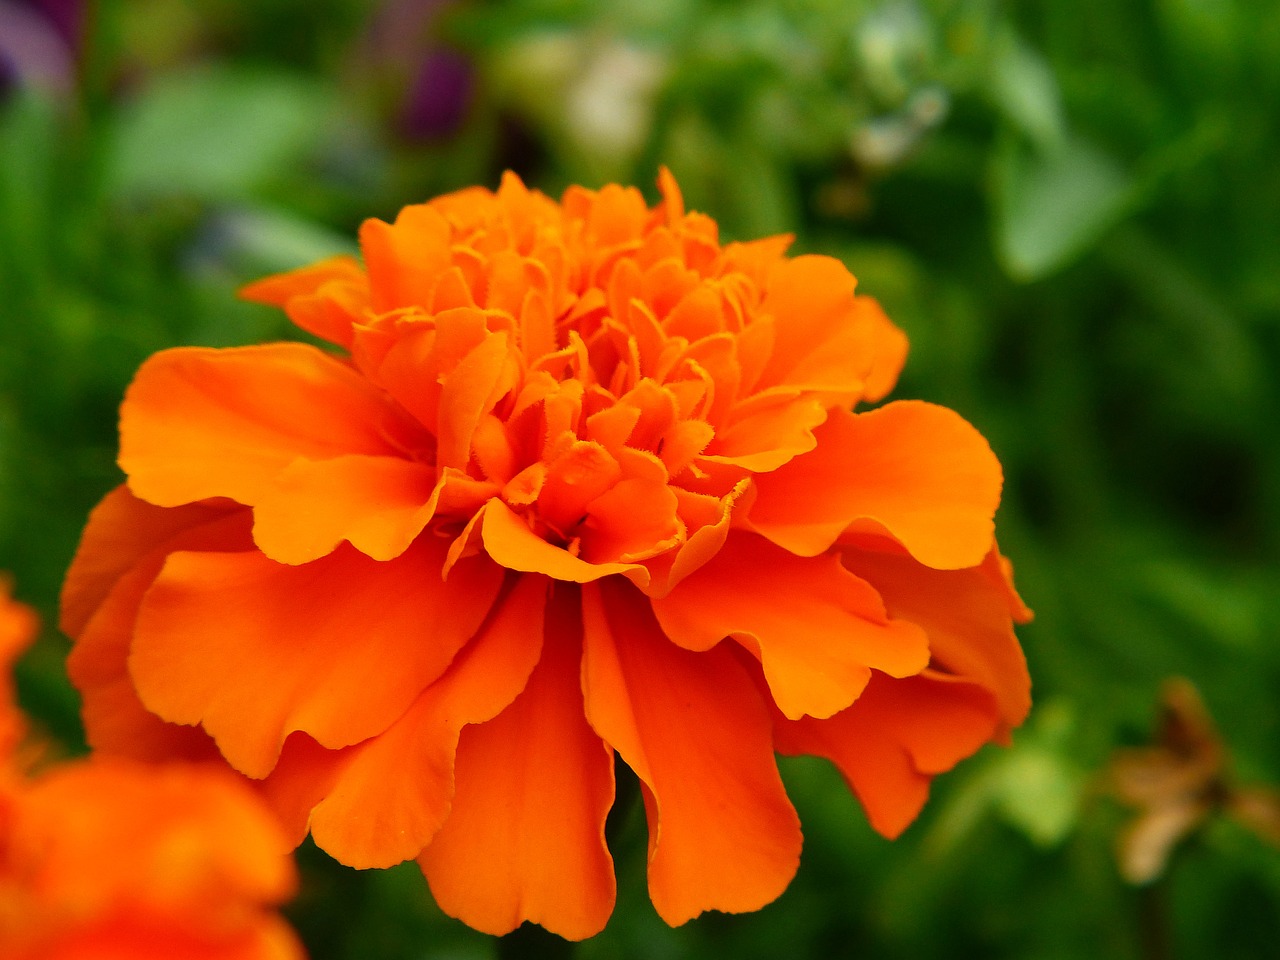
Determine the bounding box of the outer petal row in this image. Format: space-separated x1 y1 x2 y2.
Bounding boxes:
652 532 928 721
119 344 431 566
260 574 547 870
775 671 1000 838
420 585 617 941
843 544 1032 734
63 488 246 763
748 402 1002 570
582 579 802 926
130 537 503 778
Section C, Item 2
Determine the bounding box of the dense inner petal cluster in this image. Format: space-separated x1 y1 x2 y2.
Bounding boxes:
131 171 908 592
61 171 1031 941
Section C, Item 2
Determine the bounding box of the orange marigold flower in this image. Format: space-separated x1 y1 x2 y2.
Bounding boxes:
1 580 305 960
0 578 39 761
62 171 1031 939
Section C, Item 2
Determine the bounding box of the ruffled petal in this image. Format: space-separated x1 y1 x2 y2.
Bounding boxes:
581 478 682 564
64 498 253 762
131 538 503 778
581 579 801 926
419 587 615 941
251 455 442 564
842 545 1032 733
702 394 827 472
652 532 929 720
480 501 650 588
120 344 417 509
239 254 369 350
640 479 753 600
775 671 999 838
359 206 453 312
300 574 546 868
256 733 343 848
437 330 517 472
748 402 1002 569
60 486 237 638
70 559 222 763
752 257 855 391
855 296 908 403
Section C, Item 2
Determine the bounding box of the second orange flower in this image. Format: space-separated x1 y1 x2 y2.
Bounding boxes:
62 171 1030 939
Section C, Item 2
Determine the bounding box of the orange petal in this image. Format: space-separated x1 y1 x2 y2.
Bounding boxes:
120 344 417 509
419 587 616 941
581 579 801 926
257 732 345 848
359 205 452 312
437 331 517 471
240 254 369 350
60 486 239 638
756 255 857 388
658 418 715 478
21 914 305 960
703 394 827 471
251 455 442 564
20 757 297 905
480 501 649 588
536 440 622 535
131 539 503 778
718 235 793 290
239 255 363 308
652 533 929 720
302 574 547 868
841 545 1032 733
13 757 303 960
748 403 1002 569
775 671 999 838
65 502 253 762
855 296 908 403
641 479 753 599
581 478 682 564
70 557 223 764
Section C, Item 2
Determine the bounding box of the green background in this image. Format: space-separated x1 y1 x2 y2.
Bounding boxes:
3 1 1278 956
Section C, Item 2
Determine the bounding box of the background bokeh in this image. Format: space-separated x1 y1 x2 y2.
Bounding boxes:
3 1 1278 957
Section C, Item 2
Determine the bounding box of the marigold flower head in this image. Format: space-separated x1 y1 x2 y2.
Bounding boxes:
62 171 1031 939
1 579 304 960
1 577 39 761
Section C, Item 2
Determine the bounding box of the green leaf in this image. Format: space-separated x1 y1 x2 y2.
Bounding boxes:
987 29 1066 153
206 205 358 276
992 134 1136 280
991 745 1084 847
105 66 331 201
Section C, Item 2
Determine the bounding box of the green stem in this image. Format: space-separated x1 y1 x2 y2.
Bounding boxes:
1137 879 1171 960
496 923 575 960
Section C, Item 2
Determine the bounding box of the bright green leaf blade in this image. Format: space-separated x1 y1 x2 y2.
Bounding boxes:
992 134 1136 281
105 66 331 201
987 28 1066 153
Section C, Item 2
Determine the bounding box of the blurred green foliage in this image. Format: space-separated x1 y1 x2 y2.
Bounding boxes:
1 0 1278 957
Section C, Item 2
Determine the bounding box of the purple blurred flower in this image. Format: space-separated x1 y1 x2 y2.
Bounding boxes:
31 0 83 49
366 0 475 142
0 0 84 99
400 47 472 140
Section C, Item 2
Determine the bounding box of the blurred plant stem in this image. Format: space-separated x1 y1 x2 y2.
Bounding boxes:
497 924 575 959
1138 881 1170 960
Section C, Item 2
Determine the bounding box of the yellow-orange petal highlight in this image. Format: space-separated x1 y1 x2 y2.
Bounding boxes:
64 170 1031 939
